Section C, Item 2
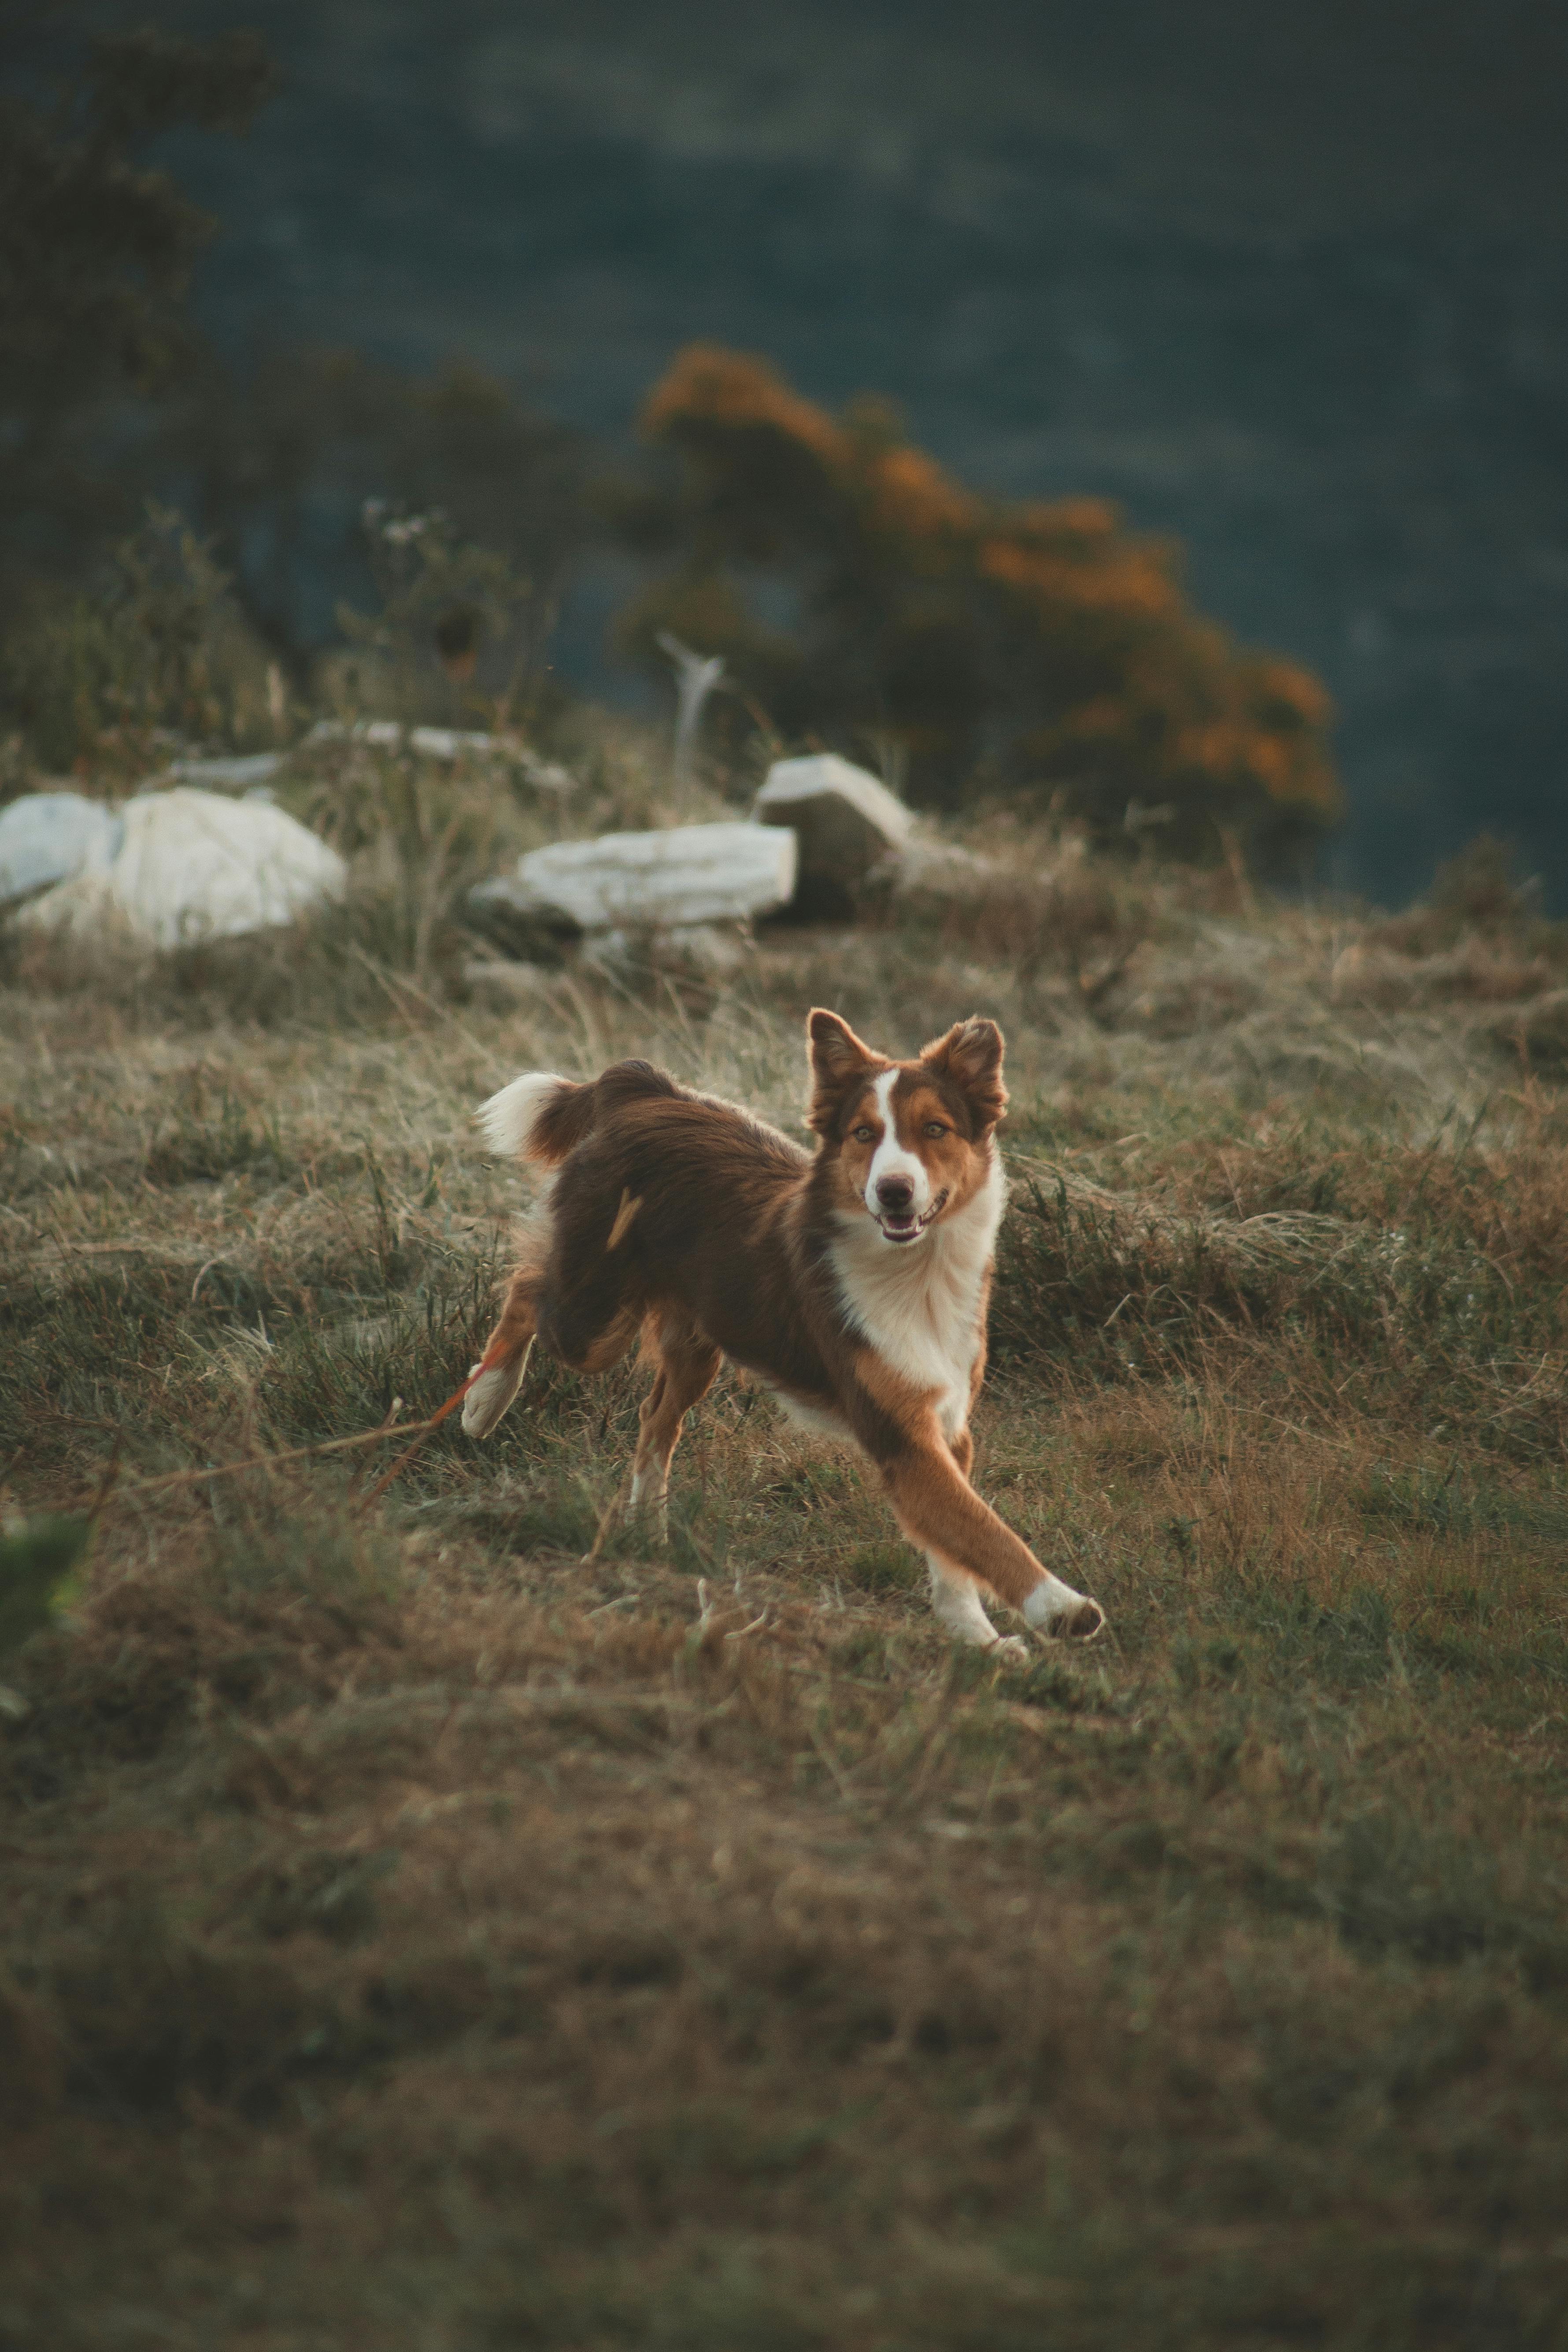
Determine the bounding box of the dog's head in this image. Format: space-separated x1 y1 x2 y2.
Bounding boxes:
806 1008 1007 1245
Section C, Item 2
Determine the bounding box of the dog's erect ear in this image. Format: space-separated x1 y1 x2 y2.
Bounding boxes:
806 1008 880 1134
921 1015 1007 1131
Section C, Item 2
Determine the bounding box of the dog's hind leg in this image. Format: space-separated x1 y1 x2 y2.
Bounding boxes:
463 1269 541 1439
627 1311 721 1548
582 1466 635 1565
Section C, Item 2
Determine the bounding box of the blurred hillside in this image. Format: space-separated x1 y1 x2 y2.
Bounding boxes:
66 0 1568 910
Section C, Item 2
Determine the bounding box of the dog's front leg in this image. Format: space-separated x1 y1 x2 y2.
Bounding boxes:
926 1430 1008 1647
925 1554 1026 1655
877 1425 1104 1648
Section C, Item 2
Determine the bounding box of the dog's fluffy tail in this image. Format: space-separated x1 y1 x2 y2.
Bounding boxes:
476 1058 677 1167
476 1071 592 1165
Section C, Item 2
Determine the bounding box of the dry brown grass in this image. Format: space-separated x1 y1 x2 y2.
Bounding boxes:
4 814 1568 2349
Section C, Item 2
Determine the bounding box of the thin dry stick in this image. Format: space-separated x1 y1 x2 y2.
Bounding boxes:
53 1414 450 1514
355 1356 497 1514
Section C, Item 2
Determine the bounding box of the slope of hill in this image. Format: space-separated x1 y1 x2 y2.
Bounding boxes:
4 763 1567 2345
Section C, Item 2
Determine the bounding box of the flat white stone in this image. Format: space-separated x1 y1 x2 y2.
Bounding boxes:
168 753 285 788
304 719 518 762
517 751 577 795
407 725 493 760
304 718 402 750
491 822 797 932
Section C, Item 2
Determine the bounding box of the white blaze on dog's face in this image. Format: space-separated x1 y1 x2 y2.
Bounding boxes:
806 1010 1009 1246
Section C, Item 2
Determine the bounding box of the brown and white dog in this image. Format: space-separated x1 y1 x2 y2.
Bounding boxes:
462 1009 1104 1652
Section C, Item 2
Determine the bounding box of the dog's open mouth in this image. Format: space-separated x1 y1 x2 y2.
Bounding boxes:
875 1190 949 1244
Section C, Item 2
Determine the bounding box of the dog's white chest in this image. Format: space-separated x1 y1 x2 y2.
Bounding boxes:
831 1163 1002 1439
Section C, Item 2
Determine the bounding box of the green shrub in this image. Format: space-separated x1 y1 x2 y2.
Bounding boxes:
0 504 276 777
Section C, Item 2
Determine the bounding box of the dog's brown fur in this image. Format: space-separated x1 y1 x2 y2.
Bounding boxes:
464 1011 1104 1649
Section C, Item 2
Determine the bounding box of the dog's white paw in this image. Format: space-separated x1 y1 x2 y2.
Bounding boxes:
990 1634 1029 1661
1022 1575 1106 1641
461 1357 523 1439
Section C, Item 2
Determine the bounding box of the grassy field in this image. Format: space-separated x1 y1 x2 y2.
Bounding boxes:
3 779 1568 2350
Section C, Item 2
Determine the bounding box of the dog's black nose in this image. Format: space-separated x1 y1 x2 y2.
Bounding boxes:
876 1174 914 1210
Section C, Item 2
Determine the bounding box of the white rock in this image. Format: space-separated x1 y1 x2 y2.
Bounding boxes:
753 754 913 889
482 822 798 934
517 751 577 795
0 792 123 909
303 718 403 751
168 752 285 789
303 718 514 761
408 725 493 760
16 787 346 948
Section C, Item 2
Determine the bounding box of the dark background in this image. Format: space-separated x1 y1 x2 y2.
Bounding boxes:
99 0 1568 903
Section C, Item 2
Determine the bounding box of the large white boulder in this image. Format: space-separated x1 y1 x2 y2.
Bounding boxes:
471 822 798 940
15 787 346 948
753 754 912 899
0 792 124 909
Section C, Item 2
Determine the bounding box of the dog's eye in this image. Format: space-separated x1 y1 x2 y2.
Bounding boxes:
851 1124 876 1144
924 1121 948 1138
